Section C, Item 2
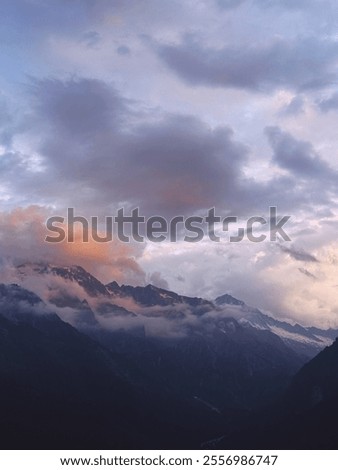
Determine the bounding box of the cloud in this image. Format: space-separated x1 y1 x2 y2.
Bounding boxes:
216 0 324 9
279 244 319 263
279 96 305 116
4 258 284 338
148 271 169 289
0 0 100 47
216 0 246 9
80 31 101 48
156 36 338 92
0 0 337 332
0 76 332 235
0 74 334 259
0 95 16 146
298 267 317 280
318 92 338 112
29 77 128 138
0 262 212 337
0 206 145 285
0 0 141 43
265 126 338 185
18 77 261 216
117 45 131 56
8 77 330 220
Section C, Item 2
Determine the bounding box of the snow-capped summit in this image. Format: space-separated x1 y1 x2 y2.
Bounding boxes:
214 292 338 358
17 262 110 297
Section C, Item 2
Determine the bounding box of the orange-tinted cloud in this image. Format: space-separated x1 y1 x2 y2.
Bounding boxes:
0 205 145 285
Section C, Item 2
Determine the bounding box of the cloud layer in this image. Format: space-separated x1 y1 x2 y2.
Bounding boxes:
0 0 338 326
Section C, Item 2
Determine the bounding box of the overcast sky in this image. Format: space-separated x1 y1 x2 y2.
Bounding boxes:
0 0 338 327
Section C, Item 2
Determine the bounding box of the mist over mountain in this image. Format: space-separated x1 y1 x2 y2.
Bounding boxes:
0 262 337 449
11 262 336 358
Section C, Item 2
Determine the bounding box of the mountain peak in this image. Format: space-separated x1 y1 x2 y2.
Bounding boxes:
215 293 245 306
17 263 109 297
0 283 43 305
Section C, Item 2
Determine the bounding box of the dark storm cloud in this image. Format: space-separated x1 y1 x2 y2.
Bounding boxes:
29 78 127 138
279 244 319 262
113 115 250 214
265 126 338 183
157 36 338 92
23 77 258 215
3 77 335 218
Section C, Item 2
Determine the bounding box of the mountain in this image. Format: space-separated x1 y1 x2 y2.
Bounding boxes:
16 263 136 328
2 262 337 449
106 281 214 312
280 338 338 448
209 336 338 450
0 283 232 449
215 293 338 359
287 338 338 409
279 338 338 448
15 262 337 361
0 286 135 448
215 293 245 306
17 263 110 296
0 283 43 309
94 315 304 411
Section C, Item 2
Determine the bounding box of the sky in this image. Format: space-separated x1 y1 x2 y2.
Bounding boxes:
0 0 338 327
